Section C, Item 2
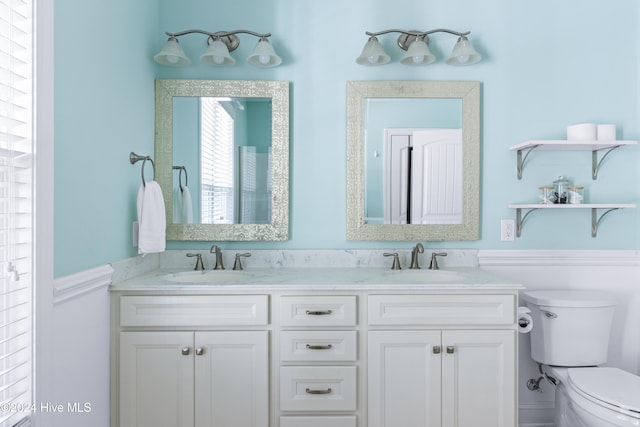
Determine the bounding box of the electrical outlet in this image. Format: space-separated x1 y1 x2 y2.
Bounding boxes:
501 219 515 241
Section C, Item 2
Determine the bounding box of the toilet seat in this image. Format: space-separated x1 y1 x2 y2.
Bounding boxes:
567 367 640 418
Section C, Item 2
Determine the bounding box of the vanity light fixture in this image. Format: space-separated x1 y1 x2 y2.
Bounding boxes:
154 29 282 68
356 28 482 66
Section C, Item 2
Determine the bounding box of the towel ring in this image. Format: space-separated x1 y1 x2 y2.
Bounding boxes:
130 152 156 187
173 166 188 192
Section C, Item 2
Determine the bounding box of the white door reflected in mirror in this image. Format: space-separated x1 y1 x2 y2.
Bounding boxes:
378 128 462 225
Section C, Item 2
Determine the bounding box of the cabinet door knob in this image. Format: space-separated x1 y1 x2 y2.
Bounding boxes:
195 347 205 356
181 347 191 356
446 346 455 354
433 346 441 354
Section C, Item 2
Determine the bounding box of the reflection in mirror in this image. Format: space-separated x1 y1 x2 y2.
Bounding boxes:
364 98 463 224
156 80 289 241
172 96 272 225
347 81 480 241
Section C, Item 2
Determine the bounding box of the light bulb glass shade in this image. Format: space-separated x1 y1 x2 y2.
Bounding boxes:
446 36 482 66
356 37 391 66
200 39 235 66
400 39 436 65
247 39 282 67
154 37 191 66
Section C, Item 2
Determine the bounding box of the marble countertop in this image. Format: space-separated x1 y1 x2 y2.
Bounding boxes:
109 267 523 292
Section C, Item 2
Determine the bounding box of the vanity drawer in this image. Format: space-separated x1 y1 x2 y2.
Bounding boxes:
280 331 357 362
120 295 269 326
280 416 357 427
368 294 515 326
280 296 357 327
280 366 357 411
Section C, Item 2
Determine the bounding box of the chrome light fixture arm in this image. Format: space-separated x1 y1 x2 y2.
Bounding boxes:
366 28 470 38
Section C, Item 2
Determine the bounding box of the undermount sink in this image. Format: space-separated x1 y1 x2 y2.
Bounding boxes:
164 270 255 284
389 269 467 283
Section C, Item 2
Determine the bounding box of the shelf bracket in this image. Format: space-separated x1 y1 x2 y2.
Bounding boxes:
591 207 619 238
516 144 540 180
515 207 539 237
592 145 621 180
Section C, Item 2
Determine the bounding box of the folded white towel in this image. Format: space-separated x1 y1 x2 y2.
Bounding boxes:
173 186 194 224
137 181 166 254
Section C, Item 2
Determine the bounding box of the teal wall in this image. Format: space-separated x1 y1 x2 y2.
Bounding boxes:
54 0 640 277
54 0 157 277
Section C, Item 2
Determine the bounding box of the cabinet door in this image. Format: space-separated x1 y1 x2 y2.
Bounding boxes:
119 331 195 427
194 331 269 427
441 330 516 427
368 331 442 427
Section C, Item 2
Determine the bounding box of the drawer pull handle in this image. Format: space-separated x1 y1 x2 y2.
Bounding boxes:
446 346 455 354
181 347 191 356
305 310 333 316
306 344 333 350
195 347 205 356
433 346 441 354
305 388 332 395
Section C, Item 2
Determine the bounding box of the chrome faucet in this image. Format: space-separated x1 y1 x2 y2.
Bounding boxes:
210 245 225 270
409 243 424 269
429 252 448 270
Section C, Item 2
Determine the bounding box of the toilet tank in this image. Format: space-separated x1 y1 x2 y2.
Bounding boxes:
522 290 617 367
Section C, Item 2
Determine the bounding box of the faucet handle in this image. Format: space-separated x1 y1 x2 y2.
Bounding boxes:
186 253 205 271
429 252 448 270
233 253 251 271
383 253 402 270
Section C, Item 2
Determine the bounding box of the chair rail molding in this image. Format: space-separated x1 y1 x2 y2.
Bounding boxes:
478 249 640 267
53 264 113 305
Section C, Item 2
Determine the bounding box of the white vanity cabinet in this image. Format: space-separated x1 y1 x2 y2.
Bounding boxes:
367 295 517 427
111 269 521 427
114 295 269 427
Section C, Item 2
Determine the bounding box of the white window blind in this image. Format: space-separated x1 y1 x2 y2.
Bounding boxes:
0 0 34 426
200 97 234 224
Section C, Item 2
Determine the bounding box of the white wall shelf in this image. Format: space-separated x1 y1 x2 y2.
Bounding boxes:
508 204 636 238
509 140 637 180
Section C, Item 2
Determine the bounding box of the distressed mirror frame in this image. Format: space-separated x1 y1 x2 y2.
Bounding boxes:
346 80 480 241
155 79 290 241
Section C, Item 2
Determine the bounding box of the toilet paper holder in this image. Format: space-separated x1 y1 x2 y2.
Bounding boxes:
517 306 533 333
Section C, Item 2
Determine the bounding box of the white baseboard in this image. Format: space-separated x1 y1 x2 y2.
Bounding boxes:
53 264 113 305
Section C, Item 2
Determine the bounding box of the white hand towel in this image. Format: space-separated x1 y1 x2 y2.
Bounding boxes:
173 187 183 223
172 186 194 224
181 186 194 224
137 181 166 254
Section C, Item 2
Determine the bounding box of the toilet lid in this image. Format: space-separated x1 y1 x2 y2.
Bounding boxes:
568 367 640 413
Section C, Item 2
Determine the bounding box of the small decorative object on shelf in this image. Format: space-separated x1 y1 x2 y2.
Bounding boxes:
552 176 571 204
568 186 584 204
538 186 555 204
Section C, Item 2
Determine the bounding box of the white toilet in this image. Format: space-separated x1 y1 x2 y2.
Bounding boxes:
523 290 640 427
